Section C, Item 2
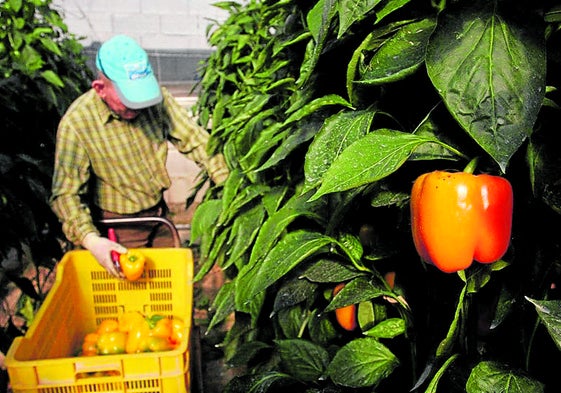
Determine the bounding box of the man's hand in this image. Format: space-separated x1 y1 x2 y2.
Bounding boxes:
82 233 128 278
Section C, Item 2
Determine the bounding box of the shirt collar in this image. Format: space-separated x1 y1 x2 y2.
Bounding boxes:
91 89 128 123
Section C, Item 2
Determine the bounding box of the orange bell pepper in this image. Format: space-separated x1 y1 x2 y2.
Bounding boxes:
410 165 513 273
81 332 99 356
332 283 357 331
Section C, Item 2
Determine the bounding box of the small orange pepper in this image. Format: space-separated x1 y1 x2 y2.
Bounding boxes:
332 283 357 332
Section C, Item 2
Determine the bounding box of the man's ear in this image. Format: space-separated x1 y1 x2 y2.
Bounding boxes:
92 78 105 97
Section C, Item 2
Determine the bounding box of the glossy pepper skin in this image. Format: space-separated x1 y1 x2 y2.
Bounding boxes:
119 250 146 281
97 331 127 355
410 171 513 273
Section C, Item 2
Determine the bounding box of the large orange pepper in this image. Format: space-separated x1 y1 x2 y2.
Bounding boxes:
410 166 513 273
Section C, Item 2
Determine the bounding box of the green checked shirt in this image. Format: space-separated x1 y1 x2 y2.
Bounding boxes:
50 86 228 244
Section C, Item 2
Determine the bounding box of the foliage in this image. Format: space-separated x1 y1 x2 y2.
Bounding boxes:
193 0 561 391
0 0 92 389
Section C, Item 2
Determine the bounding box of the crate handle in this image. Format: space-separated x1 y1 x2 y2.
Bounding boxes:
75 360 123 379
98 216 181 248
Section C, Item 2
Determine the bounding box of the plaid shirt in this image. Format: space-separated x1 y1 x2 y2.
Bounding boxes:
50 87 228 244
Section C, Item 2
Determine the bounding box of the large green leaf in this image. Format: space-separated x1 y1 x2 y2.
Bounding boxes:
257 118 321 172
249 189 326 267
309 129 434 200
304 109 376 192
426 1 546 172
276 339 330 382
357 17 436 84
325 276 388 311
236 230 334 308
300 258 365 283
338 0 378 38
466 361 544 393
208 281 236 331
225 204 265 270
327 337 399 388
273 277 317 312
299 0 337 87
526 297 561 351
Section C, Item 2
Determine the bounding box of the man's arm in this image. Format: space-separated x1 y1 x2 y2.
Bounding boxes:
162 88 229 185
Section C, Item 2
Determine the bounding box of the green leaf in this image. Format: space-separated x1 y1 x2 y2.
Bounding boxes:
225 204 265 270
249 189 326 267
325 276 388 312
218 184 269 225
374 0 413 24
257 119 320 171
336 233 363 266
19 45 44 73
239 123 287 171
327 337 399 388
273 278 317 312
338 0 378 38
299 0 337 86
41 69 64 87
526 297 561 351
226 340 272 368
363 318 405 339
8 0 22 12
300 258 364 283
285 94 353 123
236 231 334 307
277 305 307 339
426 1 546 172
309 129 432 200
208 281 236 332
357 17 436 84
39 36 62 56
466 361 544 393
190 199 222 245
424 354 458 393
308 308 339 345
304 109 376 192
276 338 330 382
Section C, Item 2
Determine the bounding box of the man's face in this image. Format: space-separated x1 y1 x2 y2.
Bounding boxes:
92 75 141 120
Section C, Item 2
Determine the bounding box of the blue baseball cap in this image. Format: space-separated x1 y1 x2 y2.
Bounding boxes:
96 35 163 109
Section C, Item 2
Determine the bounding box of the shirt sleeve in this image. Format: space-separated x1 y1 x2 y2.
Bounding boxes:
162 88 229 185
50 118 99 244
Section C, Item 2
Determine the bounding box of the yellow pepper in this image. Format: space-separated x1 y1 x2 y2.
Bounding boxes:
119 249 146 281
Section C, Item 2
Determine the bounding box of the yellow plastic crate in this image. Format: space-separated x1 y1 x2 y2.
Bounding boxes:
6 248 194 393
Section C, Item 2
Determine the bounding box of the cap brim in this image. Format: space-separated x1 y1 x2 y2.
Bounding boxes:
113 75 163 110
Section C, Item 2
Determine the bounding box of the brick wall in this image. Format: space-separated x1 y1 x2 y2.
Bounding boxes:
52 0 229 49
52 0 232 83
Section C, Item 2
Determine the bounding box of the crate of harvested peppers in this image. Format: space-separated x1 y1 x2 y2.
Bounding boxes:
5 248 194 393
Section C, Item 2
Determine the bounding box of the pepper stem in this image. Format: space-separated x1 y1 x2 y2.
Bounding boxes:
463 157 479 174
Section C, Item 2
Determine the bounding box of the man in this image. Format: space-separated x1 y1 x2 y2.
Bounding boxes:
50 35 228 278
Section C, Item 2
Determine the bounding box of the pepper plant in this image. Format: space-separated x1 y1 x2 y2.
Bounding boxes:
0 0 92 389
192 0 561 391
